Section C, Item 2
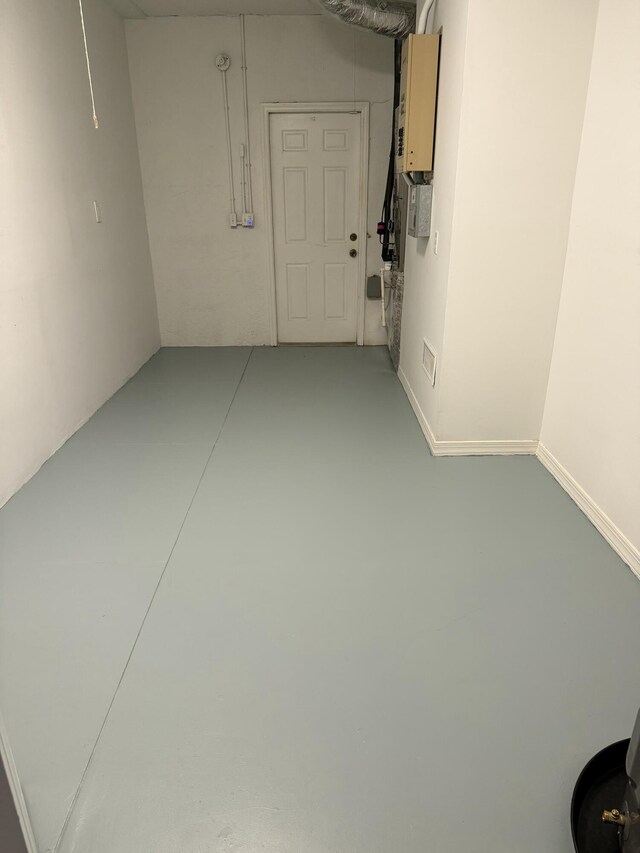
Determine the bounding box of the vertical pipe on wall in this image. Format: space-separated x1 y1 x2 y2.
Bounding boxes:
239 15 254 217
218 61 238 227
417 0 436 34
239 143 247 215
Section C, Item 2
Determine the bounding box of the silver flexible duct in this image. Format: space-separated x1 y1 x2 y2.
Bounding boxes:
316 0 416 39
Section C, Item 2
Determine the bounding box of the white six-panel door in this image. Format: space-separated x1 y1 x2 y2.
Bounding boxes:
269 111 362 343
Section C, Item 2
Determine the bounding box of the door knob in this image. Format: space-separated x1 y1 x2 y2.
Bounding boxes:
350 233 358 241
349 249 358 258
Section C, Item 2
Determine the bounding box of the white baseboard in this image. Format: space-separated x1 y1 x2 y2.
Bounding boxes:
1 345 161 510
397 368 538 456
398 368 639 577
537 443 640 579
0 713 38 853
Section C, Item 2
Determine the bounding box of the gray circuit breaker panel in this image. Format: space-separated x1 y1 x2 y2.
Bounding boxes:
407 183 432 238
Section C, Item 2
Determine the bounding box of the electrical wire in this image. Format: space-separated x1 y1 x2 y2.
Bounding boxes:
380 38 402 263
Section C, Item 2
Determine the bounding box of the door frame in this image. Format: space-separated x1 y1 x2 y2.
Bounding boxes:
262 102 370 346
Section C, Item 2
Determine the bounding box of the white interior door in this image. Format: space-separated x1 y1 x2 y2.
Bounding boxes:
270 111 363 343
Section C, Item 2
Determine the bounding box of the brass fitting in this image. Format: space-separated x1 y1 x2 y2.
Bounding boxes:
602 809 626 826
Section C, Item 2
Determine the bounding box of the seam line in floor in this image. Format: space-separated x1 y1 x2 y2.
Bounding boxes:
51 346 255 853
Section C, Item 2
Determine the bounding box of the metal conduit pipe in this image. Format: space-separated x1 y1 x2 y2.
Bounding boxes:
417 0 436 33
315 0 415 39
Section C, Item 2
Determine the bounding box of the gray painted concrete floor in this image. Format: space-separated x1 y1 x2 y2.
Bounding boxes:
1 346 639 853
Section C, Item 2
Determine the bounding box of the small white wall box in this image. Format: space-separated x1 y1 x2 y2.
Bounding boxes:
408 183 432 238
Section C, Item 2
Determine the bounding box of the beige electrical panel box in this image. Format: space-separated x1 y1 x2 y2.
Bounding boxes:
396 34 440 174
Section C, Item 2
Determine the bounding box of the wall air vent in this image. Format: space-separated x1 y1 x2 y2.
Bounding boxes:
422 339 437 386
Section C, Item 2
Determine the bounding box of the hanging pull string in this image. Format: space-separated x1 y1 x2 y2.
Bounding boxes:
78 0 99 128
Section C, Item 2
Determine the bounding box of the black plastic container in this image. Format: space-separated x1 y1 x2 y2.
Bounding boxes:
572 739 630 853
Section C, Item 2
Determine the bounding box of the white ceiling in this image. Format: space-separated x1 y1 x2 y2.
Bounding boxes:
106 0 321 17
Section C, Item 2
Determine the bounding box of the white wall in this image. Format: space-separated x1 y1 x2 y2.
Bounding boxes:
540 0 640 557
399 0 598 445
0 0 159 507
125 15 394 346
438 0 598 441
399 0 470 431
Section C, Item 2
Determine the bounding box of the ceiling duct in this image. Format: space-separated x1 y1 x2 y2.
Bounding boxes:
315 0 415 39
